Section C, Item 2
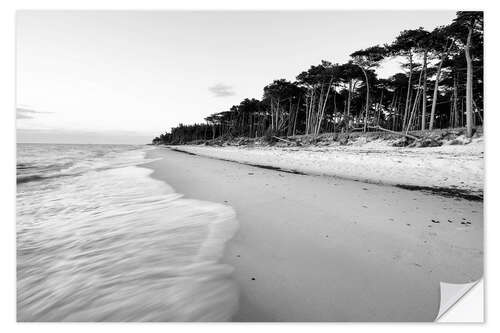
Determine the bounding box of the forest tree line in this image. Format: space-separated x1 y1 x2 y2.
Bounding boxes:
153 11 483 145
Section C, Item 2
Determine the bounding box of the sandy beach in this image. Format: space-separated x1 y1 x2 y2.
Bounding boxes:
144 147 483 321
169 137 484 198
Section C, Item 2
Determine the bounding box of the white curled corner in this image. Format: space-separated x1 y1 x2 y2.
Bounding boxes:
436 279 482 321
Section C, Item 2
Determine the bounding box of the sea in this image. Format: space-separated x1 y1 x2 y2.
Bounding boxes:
16 143 239 321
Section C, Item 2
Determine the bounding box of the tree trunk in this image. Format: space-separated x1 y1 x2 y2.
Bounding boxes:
271 99 275 132
315 83 326 135
411 62 424 117
429 41 452 130
390 92 397 131
453 77 458 128
287 99 293 136
377 90 384 126
465 25 474 138
449 95 453 128
305 95 310 134
293 96 300 136
359 67 370 133
276 99 281 132
306 89 315 134
406 88 421 134
402 53 413 132
421 51 428 130
316 78 334 135
347 81 352 126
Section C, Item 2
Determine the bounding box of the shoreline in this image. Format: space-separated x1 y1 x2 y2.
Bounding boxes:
143 147 483 321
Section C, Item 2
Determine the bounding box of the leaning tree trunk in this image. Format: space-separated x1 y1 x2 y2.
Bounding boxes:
408 62 424 132
316 78 334 136
465 25 474 138
402 53 413 132
358 66 370 133
314 83 326 136
406 88 421 134
429 41 452 130
421 51 428 131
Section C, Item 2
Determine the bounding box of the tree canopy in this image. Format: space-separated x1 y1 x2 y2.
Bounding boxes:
153 11 483 144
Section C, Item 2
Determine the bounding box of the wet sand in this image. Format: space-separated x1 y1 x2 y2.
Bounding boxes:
144 147 483 322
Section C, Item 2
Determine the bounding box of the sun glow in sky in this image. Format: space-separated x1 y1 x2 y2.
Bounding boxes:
16 10 456 144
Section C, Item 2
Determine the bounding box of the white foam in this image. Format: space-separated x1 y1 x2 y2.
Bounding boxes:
17 146 239 321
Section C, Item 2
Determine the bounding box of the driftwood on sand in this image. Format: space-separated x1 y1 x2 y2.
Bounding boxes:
272 136 296 144
368 126 420 141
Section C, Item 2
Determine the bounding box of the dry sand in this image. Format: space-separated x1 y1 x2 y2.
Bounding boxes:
144 147 483 322
171 138 484 197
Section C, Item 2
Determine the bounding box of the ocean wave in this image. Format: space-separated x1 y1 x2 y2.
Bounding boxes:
17 145 239 321
17 163 35 170
17 174 61 184
17 146 153 185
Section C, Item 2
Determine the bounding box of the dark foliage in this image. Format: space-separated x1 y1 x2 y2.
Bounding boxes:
153 12 483 144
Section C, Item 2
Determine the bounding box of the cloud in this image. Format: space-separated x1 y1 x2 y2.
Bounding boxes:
16 107 52 120
208 83 235 97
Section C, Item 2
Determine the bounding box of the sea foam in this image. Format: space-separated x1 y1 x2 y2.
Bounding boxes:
17 144 239 321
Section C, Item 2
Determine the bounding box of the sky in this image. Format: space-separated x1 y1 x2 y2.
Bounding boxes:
16 10 456 144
